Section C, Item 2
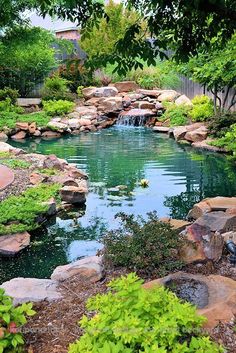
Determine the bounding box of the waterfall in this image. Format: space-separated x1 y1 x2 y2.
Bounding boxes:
116 109 154 127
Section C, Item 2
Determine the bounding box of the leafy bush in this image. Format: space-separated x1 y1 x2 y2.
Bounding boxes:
0 159 31 169
77 86 84 98
68 273 223 353
0 87 19 104
190 95 214 122
160 102 190 126
41 75 74 101
0 111 51 130
0 98 24 114
207 112 236 137
211 123 236 157
101 212 184 276
0 183 60 235
42 100 75 116
0 288 35 352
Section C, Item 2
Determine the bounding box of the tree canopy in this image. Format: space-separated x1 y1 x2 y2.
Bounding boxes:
0 0 35 30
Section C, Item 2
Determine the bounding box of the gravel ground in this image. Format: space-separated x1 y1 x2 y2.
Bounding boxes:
0 168 30 201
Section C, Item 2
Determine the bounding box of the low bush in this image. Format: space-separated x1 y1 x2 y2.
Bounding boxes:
0 98 24 114
211 123 236 157
0 288 35 352
0 111 51 130
0 87 19 105
207 112 236 138
41 75 74 101
0 159 31 169
68 273 223 353
0 183 60 235
190 95 214 122
42 100 75 116
160 102 190 126
101 212 184 276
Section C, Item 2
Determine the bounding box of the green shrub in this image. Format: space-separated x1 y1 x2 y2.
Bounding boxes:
0 87 19 104
68 273 223 353
211 123 236 157
0 98 24 114
207 112 236 137
101 212 184 276
0 111 51 130
41 75 74 101
0 183 61 235
0 288 35 353
190 95 214 122
42 100 75 116
77 86 84 98
161 102 190 126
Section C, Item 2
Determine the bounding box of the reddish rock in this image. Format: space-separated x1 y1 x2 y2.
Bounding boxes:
16 122 29 131
79 118 93 126
0 132 8 141
112 81 139 93
28 122 37 134
195 211 236 234
43 155 66 171
157 90 178 102
60 185 87 204
66 166 88 180
42 197 57 216
188 197 236 219
136 89 162 97
11 131 26 140
173 126 188 141
185 126 208 142
0 232 30 256
153 126 170 133
98 96 123 113
29 172 47 185
160 217 191 231
41 131 61 138
0 165 15 191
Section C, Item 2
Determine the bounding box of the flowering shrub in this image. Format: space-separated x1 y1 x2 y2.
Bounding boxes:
68 273 223 353
0 288 36 352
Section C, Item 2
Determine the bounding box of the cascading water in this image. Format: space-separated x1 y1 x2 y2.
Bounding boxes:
117 108 155 126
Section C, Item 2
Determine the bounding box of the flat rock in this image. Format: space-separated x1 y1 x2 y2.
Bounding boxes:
180 222 224 263
160 217 191 231
47 121 68 132
98 96 123 113
17 98 41 107
144 272 236 329
119 108 155 117
11 131 26 140
195 211 236 234
41 131 61 138
153 126 170 133
221 231 236 243
60 185 87 204
188 197 236 219
0 164 15 190
192 139 226 152
136 89 162 97
173 126 188 141
51 256 103 282
1 278 61 305
111 81 139 92
16 122 29 131
0 232 30 256
82 86 118 99
185 126 208 142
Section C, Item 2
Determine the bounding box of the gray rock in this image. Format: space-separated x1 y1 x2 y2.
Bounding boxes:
60 185 87 204
195 211 236 234
1 278 61 305
51 256 103 282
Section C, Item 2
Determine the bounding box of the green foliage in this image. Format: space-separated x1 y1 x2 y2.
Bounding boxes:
0 159 31 169
68 273 223 353
0 288 36 353
0 87 19 104
0 183 61 235
0 26 59 96
77 86 85 98
42 100 75 116
41 75 74 101
0 98 24 114
101 212 184 276
189 95 214 122
0 111 51 130
211 123 236 158
36 168 57 176
208 112 236 138
161 102 190 126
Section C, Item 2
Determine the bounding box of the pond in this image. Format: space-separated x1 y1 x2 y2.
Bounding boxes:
1 126 236 282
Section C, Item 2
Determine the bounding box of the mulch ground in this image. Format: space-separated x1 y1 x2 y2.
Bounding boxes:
23 261 236 353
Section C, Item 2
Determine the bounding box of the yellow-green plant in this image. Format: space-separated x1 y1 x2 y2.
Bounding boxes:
68 273 223 353
42 99 75 116
189 95 214 122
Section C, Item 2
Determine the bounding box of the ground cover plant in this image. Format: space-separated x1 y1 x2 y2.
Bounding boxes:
0 183 60 235
68 273 223 353
0 111 51 130
101 212 184 276
42 99 75 116
210 123 236 158
0 158 30 169
189 95 214 122
160 102 190 126
0 288 35 352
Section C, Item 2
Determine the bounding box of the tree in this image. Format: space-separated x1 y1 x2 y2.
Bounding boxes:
177 34 236 112
38 0 236 73
0 0 35 30
0 26 70 96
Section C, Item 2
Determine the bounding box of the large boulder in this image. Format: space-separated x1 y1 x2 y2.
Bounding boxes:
188 197 236 219
175 95 193 106
11 131 26 140
0 232 30 256
43 154 66 170
180 223 224 263
157 90 178 102
184 126 208 142
98 96 123 113
144 272 236 329
112 81 139 93
15 122 29 131
82 86 118 99
67 118 81 129
47 121 68 132
60 185 87 204
192 139 226 153
1 278 61 305
51 256 103 282
194 211 236 234
173 126 188 141
0 132 8 141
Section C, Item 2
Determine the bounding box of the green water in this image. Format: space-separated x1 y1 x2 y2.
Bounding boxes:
1 126 236 282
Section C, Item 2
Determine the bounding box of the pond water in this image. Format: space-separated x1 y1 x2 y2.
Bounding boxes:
1 126 236 282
